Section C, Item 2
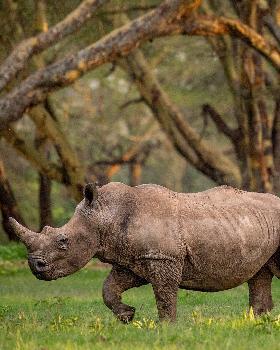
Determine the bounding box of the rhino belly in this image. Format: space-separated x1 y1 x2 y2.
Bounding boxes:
180 268 256 292
180 251 273 292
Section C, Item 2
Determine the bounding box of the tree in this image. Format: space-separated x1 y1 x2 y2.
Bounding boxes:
0 0 279 129
0 0 280 238
116 1 280 192
0 159 24 241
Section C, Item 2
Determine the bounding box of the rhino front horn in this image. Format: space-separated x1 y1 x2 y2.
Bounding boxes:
84 183 98 205
8 217 36 247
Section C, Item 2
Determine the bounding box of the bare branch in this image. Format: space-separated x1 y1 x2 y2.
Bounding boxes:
96 140 159 166
104 124 159 179
1 2 279 130
166 15 280 70
218 16 280 69
0 0 202 129
0 0 108 91
0 128 63 181
28 104 85 201
264 14 280 45
100 5 157 15
119 97 144 110
201 104 238 141
120 48 241 186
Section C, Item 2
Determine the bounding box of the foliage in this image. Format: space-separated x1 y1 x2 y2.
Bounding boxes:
0 243 27 261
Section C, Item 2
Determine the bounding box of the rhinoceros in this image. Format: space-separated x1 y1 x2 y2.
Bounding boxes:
9 182 280 322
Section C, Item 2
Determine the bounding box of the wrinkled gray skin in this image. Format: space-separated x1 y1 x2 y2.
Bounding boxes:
9 182 280 322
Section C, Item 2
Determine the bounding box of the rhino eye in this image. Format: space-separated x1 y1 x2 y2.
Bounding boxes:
57 235 69 250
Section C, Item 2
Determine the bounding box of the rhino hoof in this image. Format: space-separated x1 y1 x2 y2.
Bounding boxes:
117 307 135 324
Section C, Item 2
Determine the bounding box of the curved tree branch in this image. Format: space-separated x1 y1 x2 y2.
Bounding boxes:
201 103 238 141
0 0 202 130
0 0 108 91
28 104 85 201
0 128 63 182
264 14 280 46
0 2 279 130
120 48 241 186
167 15 280 70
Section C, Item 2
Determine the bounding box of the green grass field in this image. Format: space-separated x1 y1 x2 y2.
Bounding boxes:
1 245 280 349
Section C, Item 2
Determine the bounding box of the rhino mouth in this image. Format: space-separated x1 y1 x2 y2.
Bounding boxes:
33 267 65 281
32 267 55 281
34 271 50 280
28 255 52 279
28 254 72 281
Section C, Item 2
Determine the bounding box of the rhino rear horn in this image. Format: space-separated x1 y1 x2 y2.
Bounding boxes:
8 217 37 248
84 183 98 205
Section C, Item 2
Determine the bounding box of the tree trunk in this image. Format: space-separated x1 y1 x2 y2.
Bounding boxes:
273 99 280 194
34 112 53 230
30 103 85 202
0 159 25 241
39 173 52 230
238 2 274 192
129 162 142 187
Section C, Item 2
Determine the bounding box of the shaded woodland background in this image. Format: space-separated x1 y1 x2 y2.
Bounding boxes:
0 0 279 241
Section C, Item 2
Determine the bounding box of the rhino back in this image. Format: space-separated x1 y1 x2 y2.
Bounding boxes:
128 185 280 259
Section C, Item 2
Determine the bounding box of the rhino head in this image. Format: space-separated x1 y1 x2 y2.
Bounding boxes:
9 183 101 281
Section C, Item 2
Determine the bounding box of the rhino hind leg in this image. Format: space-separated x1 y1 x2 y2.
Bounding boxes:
102 265 147 323
267 249 280 279
248 266 273 316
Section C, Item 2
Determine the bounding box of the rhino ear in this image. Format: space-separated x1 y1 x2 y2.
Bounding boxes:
84 183 98 205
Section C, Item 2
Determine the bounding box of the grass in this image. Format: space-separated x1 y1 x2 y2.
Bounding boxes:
1 245 280 349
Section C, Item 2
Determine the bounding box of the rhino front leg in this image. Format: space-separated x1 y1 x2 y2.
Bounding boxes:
102 265 147 323
148 260 182 322
248 266 273 316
